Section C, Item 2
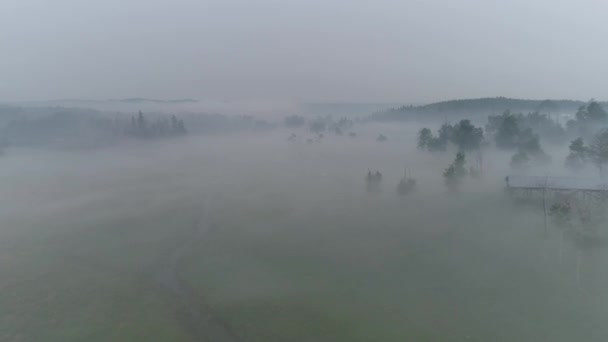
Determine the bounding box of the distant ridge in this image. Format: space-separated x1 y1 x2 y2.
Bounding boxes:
372 97 593 121
110 98 198 104
299 102 401 117
9 98 199 105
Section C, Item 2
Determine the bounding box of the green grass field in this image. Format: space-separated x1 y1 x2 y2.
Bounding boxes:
178 189 608 342
2 135 608 341
0 192 200 341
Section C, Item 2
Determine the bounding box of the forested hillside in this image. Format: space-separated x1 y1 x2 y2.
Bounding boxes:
372 97 590 121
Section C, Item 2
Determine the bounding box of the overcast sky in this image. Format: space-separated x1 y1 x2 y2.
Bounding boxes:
2 0 608 103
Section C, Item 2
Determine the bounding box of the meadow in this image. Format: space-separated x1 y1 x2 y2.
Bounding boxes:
1 124 607 341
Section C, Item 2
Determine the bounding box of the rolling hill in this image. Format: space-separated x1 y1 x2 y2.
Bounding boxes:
371 97 592 121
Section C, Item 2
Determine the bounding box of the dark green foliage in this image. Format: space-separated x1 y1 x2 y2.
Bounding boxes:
565 138 589 170
306 116 352 136
417 128 432 148
570 137 587 154
450 119 484 151
284 115 306 128
491 112 520 149
438 123 454 143
444 152 467 190
488 110 564 148
487 111 551 167
419 120 483 152
510 150 530 168
567 101 608 138
576 101 607 123
536 99 559 113
589 129 608 175
443 164 456 180
517 129 543 156
417 126 448 151
509 129 550 168
452 152 467 177
2 109 116 147
127 111 187 139
522 112 565 142
303 117 353 136
2 107 272 148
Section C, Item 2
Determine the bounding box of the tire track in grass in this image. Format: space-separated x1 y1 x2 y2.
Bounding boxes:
154 201 240 342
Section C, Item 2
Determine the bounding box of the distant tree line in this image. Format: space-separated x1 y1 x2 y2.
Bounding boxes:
284 115 306 128
126 111 186 139
373 97 587 121
0 107 273 149
284 115 354 136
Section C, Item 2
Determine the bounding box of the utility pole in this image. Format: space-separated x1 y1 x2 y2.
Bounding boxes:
542 175 548 236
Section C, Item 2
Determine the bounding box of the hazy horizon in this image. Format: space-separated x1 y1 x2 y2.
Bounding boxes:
6 1 608 341
3 0 608 103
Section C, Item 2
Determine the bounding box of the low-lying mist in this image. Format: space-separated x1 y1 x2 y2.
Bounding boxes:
1 113 608 341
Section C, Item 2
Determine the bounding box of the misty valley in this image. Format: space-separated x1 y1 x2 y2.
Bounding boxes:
1 98 608 341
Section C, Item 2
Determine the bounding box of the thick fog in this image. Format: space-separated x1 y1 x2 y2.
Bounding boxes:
4 0 608 341
2 107 608 340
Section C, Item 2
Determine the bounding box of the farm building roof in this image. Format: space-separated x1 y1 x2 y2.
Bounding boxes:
506 175 608 192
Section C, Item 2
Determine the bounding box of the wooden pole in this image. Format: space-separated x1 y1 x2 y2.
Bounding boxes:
559 229 564 263
576 250 582 291
543 176 548 236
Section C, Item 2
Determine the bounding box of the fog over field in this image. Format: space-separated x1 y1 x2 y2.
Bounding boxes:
1 110 608 341
4 0 608 341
